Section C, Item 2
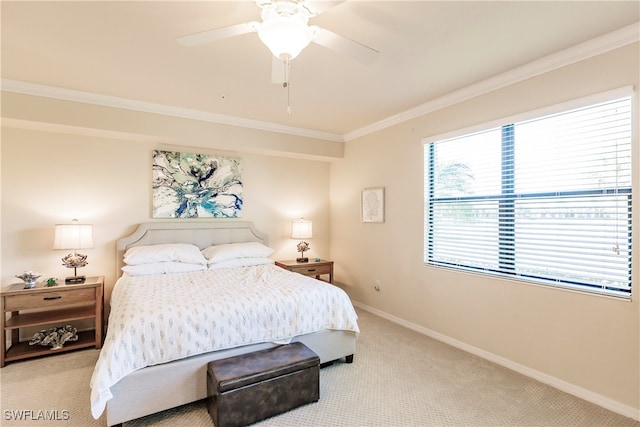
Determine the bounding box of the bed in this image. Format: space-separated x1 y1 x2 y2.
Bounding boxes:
90 221 359 426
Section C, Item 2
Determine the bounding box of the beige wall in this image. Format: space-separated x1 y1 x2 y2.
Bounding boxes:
330 43 639 415
1 125 331 306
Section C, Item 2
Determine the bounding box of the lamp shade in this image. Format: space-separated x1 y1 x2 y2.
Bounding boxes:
291 218 313 239
53 220 94 250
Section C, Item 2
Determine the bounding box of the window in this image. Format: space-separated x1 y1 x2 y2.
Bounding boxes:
424 95 632 298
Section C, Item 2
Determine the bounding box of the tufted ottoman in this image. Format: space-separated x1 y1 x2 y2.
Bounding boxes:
207 343 320 427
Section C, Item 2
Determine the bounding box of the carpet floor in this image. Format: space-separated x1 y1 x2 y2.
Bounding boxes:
1 308 638 426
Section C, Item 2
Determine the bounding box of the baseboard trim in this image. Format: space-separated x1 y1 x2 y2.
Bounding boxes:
353 301 640 421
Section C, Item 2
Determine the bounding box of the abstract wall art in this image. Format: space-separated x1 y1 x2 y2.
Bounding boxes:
152 150 243 218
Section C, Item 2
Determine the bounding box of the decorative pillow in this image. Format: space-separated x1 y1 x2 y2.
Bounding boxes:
201 242 274 264
122 262 206 276
208 257 274 270
124 243 207 266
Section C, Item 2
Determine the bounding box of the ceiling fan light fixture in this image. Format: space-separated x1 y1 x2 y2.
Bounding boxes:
257 14 313 60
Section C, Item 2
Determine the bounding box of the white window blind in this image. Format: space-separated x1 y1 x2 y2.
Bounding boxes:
424 96 632 298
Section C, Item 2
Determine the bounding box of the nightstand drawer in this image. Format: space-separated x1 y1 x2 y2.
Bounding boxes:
275 260 334 283
288 263 332 276
4 288 95 310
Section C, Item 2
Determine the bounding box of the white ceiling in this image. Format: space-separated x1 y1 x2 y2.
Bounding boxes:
2 1 639 140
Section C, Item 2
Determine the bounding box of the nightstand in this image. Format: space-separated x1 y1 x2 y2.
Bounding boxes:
275 259 333 284
0 275 104 367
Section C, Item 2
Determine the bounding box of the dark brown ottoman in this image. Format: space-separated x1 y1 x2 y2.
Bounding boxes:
207 343 320 427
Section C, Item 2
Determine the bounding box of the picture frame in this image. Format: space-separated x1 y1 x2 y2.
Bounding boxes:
361 187 385 223
152 150 243 218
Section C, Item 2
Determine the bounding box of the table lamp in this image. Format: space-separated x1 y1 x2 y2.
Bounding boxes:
53 219 94 284
292 218 312 263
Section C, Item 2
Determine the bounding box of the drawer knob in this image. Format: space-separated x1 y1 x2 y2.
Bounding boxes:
43 296 62 301
307 269 316 272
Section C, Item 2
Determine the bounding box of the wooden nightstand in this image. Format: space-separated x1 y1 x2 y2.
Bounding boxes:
275 259 334 284
0 275 104 367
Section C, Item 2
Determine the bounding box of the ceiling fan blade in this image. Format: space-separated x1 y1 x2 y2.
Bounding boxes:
311 26 378 65
177 22 258 47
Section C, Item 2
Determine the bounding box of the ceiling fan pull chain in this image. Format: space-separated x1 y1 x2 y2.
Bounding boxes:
287 80 291 115
285 56 292 115
283 54 291 87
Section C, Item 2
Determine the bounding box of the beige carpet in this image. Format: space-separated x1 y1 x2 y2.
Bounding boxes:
1 309 638 427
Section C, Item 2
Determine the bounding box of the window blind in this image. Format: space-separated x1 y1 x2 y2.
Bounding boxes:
424 97 632 298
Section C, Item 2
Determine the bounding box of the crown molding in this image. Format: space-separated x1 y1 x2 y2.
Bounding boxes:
0 79 344 143
2 23 637 144
343 22 640 141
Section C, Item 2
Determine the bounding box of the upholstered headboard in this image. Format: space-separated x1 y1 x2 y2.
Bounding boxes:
116 221 269 277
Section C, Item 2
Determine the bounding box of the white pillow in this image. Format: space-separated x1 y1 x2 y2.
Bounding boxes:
124 243 207 266
201 242 274 264
122 262 206 276
208 257 274 270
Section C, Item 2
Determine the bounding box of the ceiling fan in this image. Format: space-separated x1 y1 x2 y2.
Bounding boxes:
177 0 379 85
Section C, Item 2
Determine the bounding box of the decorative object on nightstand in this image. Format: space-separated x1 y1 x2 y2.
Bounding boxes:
53 219 94 284
29 325 78 350
14 271 42 289
291 218 312 263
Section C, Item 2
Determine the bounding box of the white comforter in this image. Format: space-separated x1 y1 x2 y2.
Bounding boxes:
90 263 359 419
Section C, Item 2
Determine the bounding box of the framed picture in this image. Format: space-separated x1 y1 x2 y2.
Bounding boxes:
152 150 243 218
361 187 385 223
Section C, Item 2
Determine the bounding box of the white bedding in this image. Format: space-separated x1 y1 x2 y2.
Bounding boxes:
90 263 359 419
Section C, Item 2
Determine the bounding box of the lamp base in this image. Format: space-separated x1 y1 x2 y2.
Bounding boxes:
65 275 86 284
296 257 309 263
